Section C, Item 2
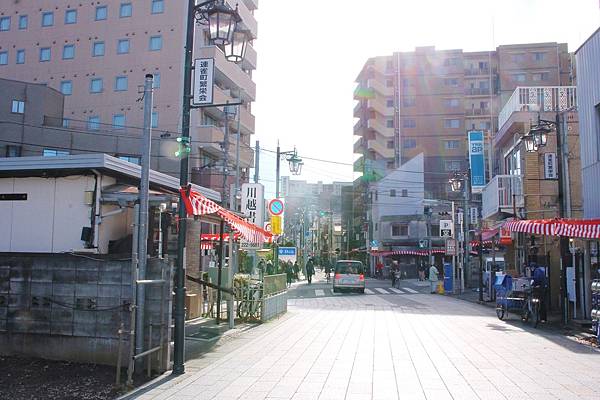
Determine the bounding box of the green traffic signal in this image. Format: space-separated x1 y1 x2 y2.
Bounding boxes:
175 136 191 157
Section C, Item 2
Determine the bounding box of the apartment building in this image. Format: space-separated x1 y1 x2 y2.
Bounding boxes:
0 0 258 194
353 42 572 201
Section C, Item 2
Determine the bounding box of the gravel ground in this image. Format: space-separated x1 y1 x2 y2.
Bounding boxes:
0 356 144 400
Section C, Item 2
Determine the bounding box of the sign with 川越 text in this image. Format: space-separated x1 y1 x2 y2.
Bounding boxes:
468 131 486 192
193 58 214 105
544 153 558 179
240 183 264 250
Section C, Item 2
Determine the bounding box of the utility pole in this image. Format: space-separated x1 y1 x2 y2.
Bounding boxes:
254 140 260 184
275 142 281 272
136 74 154 364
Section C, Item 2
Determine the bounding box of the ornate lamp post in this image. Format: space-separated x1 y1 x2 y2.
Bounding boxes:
174 0 250 375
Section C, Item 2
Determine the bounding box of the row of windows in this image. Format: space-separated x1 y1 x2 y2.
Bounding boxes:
0 37 163 65
10 98 159 129
58 74 160 95
0 1 164 31
40 149 141 165
401 139 460 150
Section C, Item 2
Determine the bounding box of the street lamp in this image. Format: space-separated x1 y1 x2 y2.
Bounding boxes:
286 150 303 176
224 29 249 63
522 134 538 153
449 170 474 299
174 0 250 376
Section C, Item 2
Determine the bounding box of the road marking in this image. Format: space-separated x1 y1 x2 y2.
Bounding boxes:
375 288 389 294
364 288 375 295
315 289 325 296
402 287 419 294
389 288 404 294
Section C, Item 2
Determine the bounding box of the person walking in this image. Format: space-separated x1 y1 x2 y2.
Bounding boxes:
293 261 300 280
285 262 293 288
265 260 274 276
306 258 315 284
429 264 439 294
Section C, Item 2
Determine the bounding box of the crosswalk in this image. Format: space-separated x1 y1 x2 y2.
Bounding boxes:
313 287 421 297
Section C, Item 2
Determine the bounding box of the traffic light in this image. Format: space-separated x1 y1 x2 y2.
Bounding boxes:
175 136 191 157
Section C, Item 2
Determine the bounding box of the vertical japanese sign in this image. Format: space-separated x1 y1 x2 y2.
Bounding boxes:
544 153 557 179
240 183 264 249
468 130 486 192
193 58 214 105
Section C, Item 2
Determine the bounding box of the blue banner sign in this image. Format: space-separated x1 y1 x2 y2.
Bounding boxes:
278 247 296 256
468 131 486 192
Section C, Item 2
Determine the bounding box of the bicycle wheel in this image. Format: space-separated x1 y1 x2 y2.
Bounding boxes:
521 301 530 322
496 304 505 320
532 301 540 328
238 301 249 320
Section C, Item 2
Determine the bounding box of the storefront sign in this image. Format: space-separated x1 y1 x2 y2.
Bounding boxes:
468 131 486 192
240 183 264 250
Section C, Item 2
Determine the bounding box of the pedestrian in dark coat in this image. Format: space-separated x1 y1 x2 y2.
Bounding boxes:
306 259 315 284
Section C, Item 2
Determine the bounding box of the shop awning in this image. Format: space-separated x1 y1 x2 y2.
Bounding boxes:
180 187 272 245
201 233 242 242
371 249 446 257
503 218 600 239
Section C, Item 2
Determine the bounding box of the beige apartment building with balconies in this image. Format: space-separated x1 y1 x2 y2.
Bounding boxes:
353 42 572 201
0 0 258 194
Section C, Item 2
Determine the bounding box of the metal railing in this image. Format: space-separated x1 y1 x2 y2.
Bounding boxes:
482 175 524 219
498 86 577 130
465 88 491 96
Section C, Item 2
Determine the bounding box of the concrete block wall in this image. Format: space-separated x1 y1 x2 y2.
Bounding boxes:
0 254 171 367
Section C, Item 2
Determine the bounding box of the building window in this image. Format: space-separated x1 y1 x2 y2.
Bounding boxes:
18 15 28 29
445 98 460 107
0 51 8 65
532 72 549 82
402 78 410 87
512 53 525 63
533 52 546 61
114 75 128 91
151 0 165 14
39 47 51 62
6 145 22 157
113 114 126 129
62 118 70 128
95 6 108 21
401 189 408 197
386 140 394 149
120 3 132 18
153 73 161 88
92 41 105 57
385 79 393 87
60 80 73 95
0 17 10 31
386 99 394 108
11 100 25 114
444 119 460 129
119 155 140 164
149 35 163 51
444 78 459 87
513 73 526 82
403 96 416 107
386 119 394 128
62 44 75 60
480 121 491 131
403 138 416 148
16 50 25 64
402 119 416 128
390 189 396 197
444 160 462 171
65 9 77 24
151 111 158 128
445 140 459 150
385 60 393 71
90 78 103 93
117 39 130 54
88 116 100 130
41 11 54 27
391 223 409 237
43 149 70 157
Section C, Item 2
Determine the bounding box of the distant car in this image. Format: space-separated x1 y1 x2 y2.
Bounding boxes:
333 260 365 293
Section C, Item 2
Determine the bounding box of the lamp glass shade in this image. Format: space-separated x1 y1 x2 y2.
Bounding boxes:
208 5 236 45
449 178 463 192
224 30 247 63
523 135 537 153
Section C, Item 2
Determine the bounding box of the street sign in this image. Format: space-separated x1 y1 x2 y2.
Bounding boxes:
457 212 463 225
469 207 479 226
271 215 282 235
241 183 264 227
544 153 558 179
278 247 297 263
440 219 453 238
193 58 214 105
264 222 272 232
445 238 457 256
268 199 284 216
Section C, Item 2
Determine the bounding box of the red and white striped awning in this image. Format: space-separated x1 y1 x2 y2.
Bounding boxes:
200 242 215 250
503 218 600 239
371 249 446 257
180 187 273 245
200 233 242 242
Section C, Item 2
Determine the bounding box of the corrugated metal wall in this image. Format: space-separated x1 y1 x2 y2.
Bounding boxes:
576 29 600 219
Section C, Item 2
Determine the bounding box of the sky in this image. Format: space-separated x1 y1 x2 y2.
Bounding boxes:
251 0 600 198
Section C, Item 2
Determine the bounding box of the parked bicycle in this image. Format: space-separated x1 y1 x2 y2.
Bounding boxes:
237 281 262 320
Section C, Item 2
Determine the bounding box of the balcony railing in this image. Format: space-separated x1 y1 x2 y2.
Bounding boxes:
498 86 577 130
482 175 524 220
464 88 490 96
464 108 489 116
464 67 492 76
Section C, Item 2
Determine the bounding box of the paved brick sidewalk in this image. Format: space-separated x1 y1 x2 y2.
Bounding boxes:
129 293 600 400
